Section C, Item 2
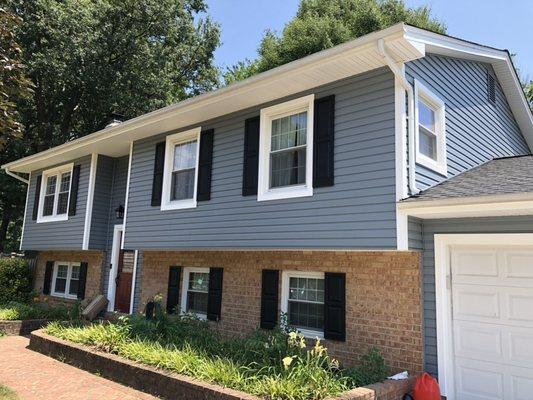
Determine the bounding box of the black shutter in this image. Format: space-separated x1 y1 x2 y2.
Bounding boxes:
242 116 260 196
207 267 223 321
32 175 42 221
197 129 214 201
151 141 166 206
68 164 81 216
260 269 279 329
313 95 335 187
324 272 346 341
77 262 88 300
166 266 181 314
43 261 54 295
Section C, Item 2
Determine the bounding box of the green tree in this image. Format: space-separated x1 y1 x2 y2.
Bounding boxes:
0 4 32 150
525 80 533 110
16 0 221 150
224 0 445 83
0 0 221 252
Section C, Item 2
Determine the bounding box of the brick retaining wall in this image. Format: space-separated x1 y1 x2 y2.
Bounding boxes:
0 319 50 336
29 329 413 400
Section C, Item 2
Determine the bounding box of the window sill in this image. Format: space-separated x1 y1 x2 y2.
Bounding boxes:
50 293 78 300
161 199 197 211
294 328 324 340
257 185 313 202
416 153 447 177
36 214 69 224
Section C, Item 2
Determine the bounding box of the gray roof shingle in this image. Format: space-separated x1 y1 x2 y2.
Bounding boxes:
404 155 533 202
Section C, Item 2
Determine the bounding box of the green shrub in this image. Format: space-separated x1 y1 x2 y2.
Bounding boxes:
0 301 73 321
0 258 32 304
45 316 390 400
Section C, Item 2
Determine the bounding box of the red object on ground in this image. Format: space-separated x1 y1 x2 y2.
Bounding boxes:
413 373 441 400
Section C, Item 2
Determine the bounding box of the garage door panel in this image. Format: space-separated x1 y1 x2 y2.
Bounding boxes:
454 321 503 361
504 251 533 280
509 331 533 364
455 359 504 400
452 250 499 278
453 285 500 320
507 292 533 323
511 372 533 400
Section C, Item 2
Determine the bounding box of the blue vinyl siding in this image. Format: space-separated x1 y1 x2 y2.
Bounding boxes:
21 155 91 250
123 68 398 250
89 155 114 249
406 54 530 191
419 216 533 376
101 156 129 297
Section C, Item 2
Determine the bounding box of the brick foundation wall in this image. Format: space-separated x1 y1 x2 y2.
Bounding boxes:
139 250 423 374
34 250 105 306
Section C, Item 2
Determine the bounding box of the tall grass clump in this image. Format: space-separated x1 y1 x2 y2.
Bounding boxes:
45 314 389 400
0 301 75 321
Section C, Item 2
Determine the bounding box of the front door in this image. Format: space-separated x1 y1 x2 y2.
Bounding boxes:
114 247 133 313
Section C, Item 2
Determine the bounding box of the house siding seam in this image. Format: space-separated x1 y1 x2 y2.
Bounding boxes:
124 68 398 250
21 155 92 250
416 216 533 376
405 54 530 191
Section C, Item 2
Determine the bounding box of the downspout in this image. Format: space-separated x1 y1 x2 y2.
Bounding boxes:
4 168 29 185
377 39 419 195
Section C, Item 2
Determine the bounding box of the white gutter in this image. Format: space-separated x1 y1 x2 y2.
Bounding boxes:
378 39 419 195
4 168 29 185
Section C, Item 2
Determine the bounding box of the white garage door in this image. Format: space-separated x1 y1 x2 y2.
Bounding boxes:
451 245 533 400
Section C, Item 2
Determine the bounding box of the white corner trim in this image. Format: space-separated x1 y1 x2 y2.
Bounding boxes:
280 270 325 339
257 94 314 202
129 249 139 314
19 171 31 251
36 162 74 224
160 127 201 211
414 79 447 176
82 153 98 250
396 210 409 250
180 266 209 319
395 73 408 201
121 142 134 249
434 233 533 399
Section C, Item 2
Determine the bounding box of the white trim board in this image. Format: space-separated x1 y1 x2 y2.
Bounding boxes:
82 153 98 250
106 224 124 312
434 233 533 399
121 142 133 249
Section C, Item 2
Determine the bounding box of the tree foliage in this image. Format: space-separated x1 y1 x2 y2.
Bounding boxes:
525 80 533 110
0 4 32 149
224 0 446 83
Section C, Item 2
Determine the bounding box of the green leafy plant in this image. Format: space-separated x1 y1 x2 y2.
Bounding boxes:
45 316 390 400
0 301 72 321
0 258 32 304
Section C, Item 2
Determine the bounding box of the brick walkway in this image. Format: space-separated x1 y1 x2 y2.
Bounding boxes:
0 336 158 400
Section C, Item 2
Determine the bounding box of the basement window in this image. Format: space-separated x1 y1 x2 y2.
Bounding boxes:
180 267 209 319
414 80 447 176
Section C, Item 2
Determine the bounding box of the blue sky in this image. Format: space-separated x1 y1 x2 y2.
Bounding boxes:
206 0 533 81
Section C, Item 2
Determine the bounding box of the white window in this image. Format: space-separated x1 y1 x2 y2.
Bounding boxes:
51 261 81 299
281 271 324 338
258 95 314 201
414 80 447 176
180 267 209 318
161 127 201 210
37 163 73 223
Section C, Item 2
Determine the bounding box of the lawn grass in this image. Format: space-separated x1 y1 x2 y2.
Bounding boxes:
0 301 75 321
0 385 20 400
45 314 389 400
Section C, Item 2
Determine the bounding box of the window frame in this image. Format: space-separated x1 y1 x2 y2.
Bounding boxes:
258 95 314 201
51 261 81 300
180 267 209 320
280 270 325 339
37 163 74 223
161 127 201 211
414 80 447 176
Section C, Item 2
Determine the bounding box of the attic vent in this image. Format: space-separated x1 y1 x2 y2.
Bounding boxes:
487 72 496 104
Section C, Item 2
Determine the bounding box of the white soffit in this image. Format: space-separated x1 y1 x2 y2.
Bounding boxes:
3 23 424 173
